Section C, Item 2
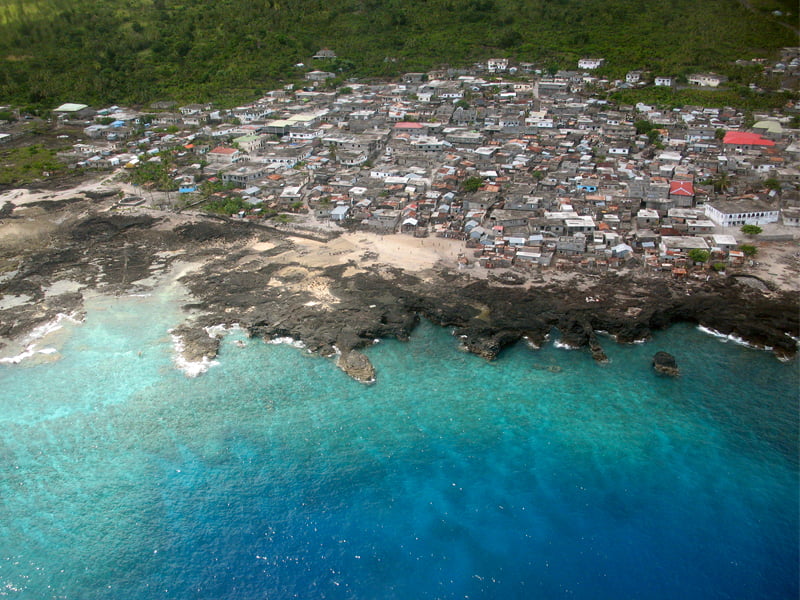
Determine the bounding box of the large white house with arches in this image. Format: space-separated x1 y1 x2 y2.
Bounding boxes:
705 200 779 227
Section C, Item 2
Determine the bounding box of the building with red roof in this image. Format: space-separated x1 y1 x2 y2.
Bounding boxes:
207 146 242 164
394 122 425 132
669 180 695 197
722 131 776 149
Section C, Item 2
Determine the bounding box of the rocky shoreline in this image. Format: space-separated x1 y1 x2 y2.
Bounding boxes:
1 197 798 382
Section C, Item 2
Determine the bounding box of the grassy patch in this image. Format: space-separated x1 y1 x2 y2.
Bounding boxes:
0 144 67 187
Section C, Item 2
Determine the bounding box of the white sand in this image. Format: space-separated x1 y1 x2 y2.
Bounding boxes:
751 241 800 292
275 231 467 273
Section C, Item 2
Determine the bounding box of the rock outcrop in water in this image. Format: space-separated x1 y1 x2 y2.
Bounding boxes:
652 351 679 376
337 350 376 383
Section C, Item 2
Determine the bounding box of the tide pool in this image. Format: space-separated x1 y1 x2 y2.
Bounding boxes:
0 285 797 599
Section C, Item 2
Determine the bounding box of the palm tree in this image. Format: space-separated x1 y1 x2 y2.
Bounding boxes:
712 172 730 194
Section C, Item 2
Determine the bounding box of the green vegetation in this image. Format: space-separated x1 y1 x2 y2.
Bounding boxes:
688 248 710 264
739 244 758 257
0 144 68 186
203 194 253 216
609 87 797 112
198 180 289 218
0 0 796 107
127 158 178 191
706 173 731 193
462 176 484 193
634 121 665 147
740 224 763 235
634 120 655 135
763 178 781 191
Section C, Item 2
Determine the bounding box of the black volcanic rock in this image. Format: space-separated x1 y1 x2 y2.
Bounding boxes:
337 350 376 383
588 332 609 363
71 215 158 241
175 221 249 242
1 205 797 383
653 351 679 376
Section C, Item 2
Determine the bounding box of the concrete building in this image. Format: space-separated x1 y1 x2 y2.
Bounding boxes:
705 200 780 227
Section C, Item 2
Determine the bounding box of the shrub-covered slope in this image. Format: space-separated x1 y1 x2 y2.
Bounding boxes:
0 0 796 106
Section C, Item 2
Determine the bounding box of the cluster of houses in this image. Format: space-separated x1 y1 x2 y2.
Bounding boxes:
44 50 800 275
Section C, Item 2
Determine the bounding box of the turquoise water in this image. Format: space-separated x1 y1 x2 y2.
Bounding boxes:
0 284 797 599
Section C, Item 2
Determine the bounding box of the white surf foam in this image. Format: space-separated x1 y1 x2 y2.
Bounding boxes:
0 313 80 365
696 325 771 350
553 340 578 350
267 336 307 349
170 333 219 377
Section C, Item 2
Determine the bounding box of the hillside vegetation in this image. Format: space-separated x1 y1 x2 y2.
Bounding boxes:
0 0 796 107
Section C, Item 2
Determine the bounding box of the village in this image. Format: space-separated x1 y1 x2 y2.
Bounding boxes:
5 48 800 289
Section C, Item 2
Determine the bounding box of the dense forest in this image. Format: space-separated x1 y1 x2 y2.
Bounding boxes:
0 0 797 107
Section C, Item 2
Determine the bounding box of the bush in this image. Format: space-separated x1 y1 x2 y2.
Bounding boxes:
740 224 762 235
739 244 757 257
688 248 710 263
462 176 484 193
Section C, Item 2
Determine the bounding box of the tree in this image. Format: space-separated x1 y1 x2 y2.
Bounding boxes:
712 172 730 193
688 248 710 264
763 178 781 191
634 120 654 135
714 128 726 140
740 224 762 235
739 244 758 257
462 176 483 192
454 99 470 109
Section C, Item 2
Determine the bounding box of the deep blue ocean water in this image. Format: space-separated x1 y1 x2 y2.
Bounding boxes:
0 281 797 600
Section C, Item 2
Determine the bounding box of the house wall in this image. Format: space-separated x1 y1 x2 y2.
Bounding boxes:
705 204 779 227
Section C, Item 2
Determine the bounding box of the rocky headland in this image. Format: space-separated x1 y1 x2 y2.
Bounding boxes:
0 194 798 381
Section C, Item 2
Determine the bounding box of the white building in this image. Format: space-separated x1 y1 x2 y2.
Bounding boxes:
487 58 509 73
578 58 605 70
687 73 724 87
330 205 350 221
781 207 800 227
625 71 642 83
705 200 779 227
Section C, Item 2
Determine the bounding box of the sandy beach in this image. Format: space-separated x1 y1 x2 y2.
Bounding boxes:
273 231 466 272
